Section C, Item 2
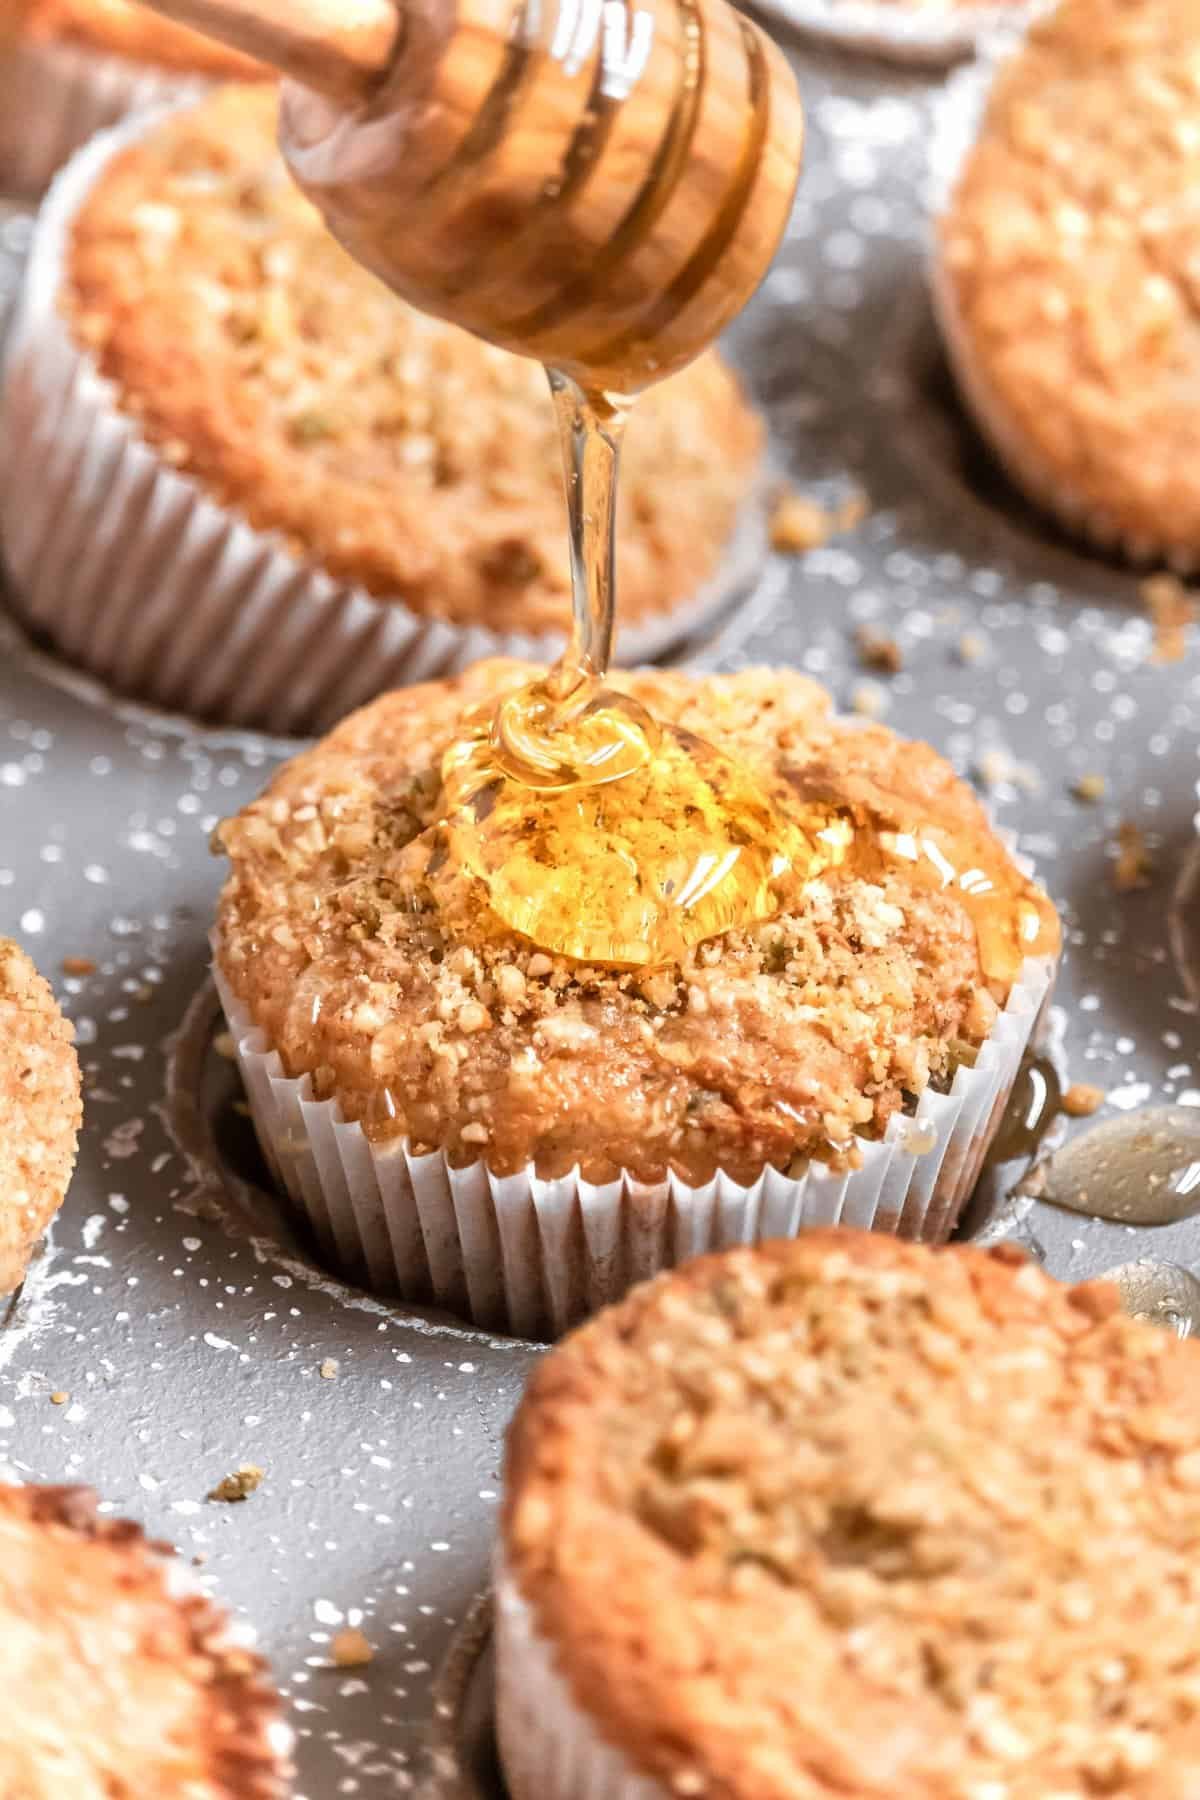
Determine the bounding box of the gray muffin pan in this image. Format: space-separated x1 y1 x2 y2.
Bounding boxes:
1 35 1197 1800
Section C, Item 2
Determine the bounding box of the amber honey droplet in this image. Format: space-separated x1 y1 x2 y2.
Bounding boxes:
868 824 1058 989
441 690 851 966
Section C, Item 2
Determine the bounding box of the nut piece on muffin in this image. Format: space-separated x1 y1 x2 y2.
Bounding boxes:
0 939 81 1294
213 659 1057 1331
0 1483 290 1797
935 0 1200 568
0 82 764 731
498 1232 1200 1800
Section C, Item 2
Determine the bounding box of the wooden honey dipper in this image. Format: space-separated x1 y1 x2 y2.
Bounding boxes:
139 0 803 392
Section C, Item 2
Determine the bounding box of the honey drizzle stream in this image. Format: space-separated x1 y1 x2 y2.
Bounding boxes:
437 374 825 967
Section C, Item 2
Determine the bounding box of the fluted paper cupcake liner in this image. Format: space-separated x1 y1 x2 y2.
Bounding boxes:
212 938 1055 1341
495 1557 664 1800
752 0 1035 69
928 44 1195 571
0 37 207 198
0 111 769 738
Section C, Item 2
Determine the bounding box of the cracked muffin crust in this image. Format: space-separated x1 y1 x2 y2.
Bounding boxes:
25 0 266 75
0 939 81 1294
935 0 1200 566
499 1232 1200 1800
65 84 764 639
0 1484 290 1797
214 659 1057 1189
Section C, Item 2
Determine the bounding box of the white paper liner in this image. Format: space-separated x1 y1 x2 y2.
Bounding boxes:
494 1557 665 1800
212 939 1055 1341
0 110 769 738
927 43 1197 572
751 0 1036 69
0 36 208 198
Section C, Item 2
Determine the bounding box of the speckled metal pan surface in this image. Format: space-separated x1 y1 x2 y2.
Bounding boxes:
0 39 1197 1800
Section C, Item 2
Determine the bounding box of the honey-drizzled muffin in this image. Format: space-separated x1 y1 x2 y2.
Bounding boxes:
935 0 1200 567
497 1232 1200 1800
0 85 764 733
0 939 81 1294
0 1484 290 1796
213 659 1057 1334
0 0 267 196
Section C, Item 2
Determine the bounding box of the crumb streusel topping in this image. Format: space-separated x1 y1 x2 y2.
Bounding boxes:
215 661 1057 1186
67 85 763 636
938 0 1200 562
0 939 81 1293
504 1233 1200 1799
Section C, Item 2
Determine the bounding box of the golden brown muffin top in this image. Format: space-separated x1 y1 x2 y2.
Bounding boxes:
0 939 81 1294
0 1484 289 1798
66 84 764 636
938 0 1200 561
215 660 1057 1186
27 0 267 74
503 1232 1200 1800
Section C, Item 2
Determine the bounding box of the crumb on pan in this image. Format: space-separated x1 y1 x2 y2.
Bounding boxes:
331 1628 373 1669
1061 1082 1104 1118
1113 821 1154 892
854 624 903 674
770 489 866 554
1141 572 1196 665
208 1465 264 1504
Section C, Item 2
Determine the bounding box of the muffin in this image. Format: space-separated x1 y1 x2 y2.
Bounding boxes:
497 1232 1200 1800
0 0 267 195
0 1483 290 1795
0 86 766 736
934 0 1200 568
212 659 1058 1338
0 939 81 1294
